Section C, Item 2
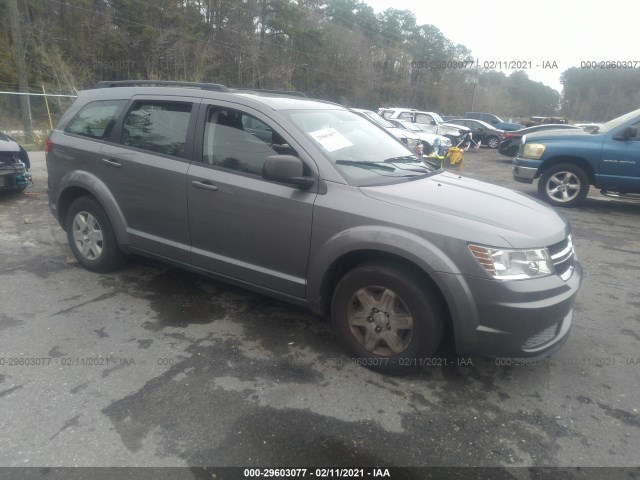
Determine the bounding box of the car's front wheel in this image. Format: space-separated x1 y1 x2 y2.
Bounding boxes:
538 163 589 207
66 196 126 272
331 261 444 373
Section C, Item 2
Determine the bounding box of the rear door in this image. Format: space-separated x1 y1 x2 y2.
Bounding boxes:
99 96 200 263
186 102 317 298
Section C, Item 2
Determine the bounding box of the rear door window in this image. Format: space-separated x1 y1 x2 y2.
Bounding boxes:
121 101 193 158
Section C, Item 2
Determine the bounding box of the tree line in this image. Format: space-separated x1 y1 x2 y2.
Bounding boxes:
1 0 637 122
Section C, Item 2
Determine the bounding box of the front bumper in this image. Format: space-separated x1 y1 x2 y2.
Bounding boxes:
512 157 540 183
435 261 583 358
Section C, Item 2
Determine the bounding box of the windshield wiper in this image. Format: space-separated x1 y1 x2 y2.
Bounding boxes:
385 156 437 172
383 155 420 163
335 160 396 171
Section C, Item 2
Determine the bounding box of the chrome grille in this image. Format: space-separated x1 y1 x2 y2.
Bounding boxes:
523 322 559 349
548 235 575 281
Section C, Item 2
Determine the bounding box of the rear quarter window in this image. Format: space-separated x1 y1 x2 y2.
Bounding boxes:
64 100 126 139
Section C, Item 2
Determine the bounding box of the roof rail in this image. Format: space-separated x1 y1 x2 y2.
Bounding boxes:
234 88 307 98
92 80 229 92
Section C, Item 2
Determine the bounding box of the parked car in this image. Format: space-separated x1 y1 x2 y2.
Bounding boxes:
378 107 470 142
499 124 580 157
513 107 640 207
386 118 452 155
0 132 31 192
464 112 524 131
47 80 582 372
445 119 504 148
351 108 423 156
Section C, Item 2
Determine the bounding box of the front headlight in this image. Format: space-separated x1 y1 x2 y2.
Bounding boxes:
522 143 546 159
468 244 553 280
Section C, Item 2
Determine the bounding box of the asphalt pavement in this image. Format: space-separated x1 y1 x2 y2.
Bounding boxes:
0 150 639 472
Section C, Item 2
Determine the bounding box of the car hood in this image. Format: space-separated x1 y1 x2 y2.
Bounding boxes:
0 133 21 152
525 129 594 142
415 131 449 143
359 171 569 248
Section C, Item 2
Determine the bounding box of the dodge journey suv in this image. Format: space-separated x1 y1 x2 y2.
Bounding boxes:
46 81 582 372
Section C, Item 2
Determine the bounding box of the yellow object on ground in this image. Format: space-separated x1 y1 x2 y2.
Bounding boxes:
445 146 464 171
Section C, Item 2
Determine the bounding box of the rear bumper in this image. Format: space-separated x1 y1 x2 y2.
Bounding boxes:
435 261 583 359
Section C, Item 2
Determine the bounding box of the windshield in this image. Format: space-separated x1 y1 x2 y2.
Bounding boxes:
284 109 440 186
594 108 640 134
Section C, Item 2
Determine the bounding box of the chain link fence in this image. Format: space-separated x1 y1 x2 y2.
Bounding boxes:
0 91 77 147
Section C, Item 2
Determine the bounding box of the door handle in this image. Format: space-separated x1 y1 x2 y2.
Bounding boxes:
191 180 218 191
101 158 122 168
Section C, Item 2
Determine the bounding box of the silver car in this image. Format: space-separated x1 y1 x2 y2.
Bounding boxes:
46 81 582 372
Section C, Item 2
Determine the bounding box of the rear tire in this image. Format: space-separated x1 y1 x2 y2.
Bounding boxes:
331 261 444 373
66 196 126 272
486 136 500 149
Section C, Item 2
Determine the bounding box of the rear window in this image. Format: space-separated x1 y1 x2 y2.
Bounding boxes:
65 100 126 139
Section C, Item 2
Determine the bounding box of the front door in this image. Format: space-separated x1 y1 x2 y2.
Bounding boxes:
599 121 640 191
186 104 317 298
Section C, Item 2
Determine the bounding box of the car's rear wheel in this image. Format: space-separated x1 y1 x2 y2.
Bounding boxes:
486 136 500 148
538 163 589 207
331 261 443 373
66 196 126 272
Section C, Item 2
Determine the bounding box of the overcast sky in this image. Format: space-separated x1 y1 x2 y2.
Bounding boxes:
363 0 640 92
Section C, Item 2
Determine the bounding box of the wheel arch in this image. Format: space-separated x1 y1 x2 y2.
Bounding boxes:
56 171 129 247
537 156 595 183
308 242 455 341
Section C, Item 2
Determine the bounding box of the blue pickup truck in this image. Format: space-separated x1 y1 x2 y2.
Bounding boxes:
513 108 640 207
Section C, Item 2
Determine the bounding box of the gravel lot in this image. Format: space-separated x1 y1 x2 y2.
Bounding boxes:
0 150 639 472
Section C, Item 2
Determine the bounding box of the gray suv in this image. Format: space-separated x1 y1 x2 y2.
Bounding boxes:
46 81 582 372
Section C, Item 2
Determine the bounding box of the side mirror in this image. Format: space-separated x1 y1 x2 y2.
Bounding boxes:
263 155 314 188
613 126 638 140
430 121 436 126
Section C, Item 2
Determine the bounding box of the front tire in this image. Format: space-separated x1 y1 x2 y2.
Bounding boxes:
331 261 444 373
538 163 589 207
66 196 126 272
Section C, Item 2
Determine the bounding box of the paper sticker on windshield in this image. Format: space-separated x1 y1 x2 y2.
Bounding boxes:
309 127 352 152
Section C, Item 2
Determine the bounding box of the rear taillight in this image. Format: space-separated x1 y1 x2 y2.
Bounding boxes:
502 133 515 139
44 137 52 154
